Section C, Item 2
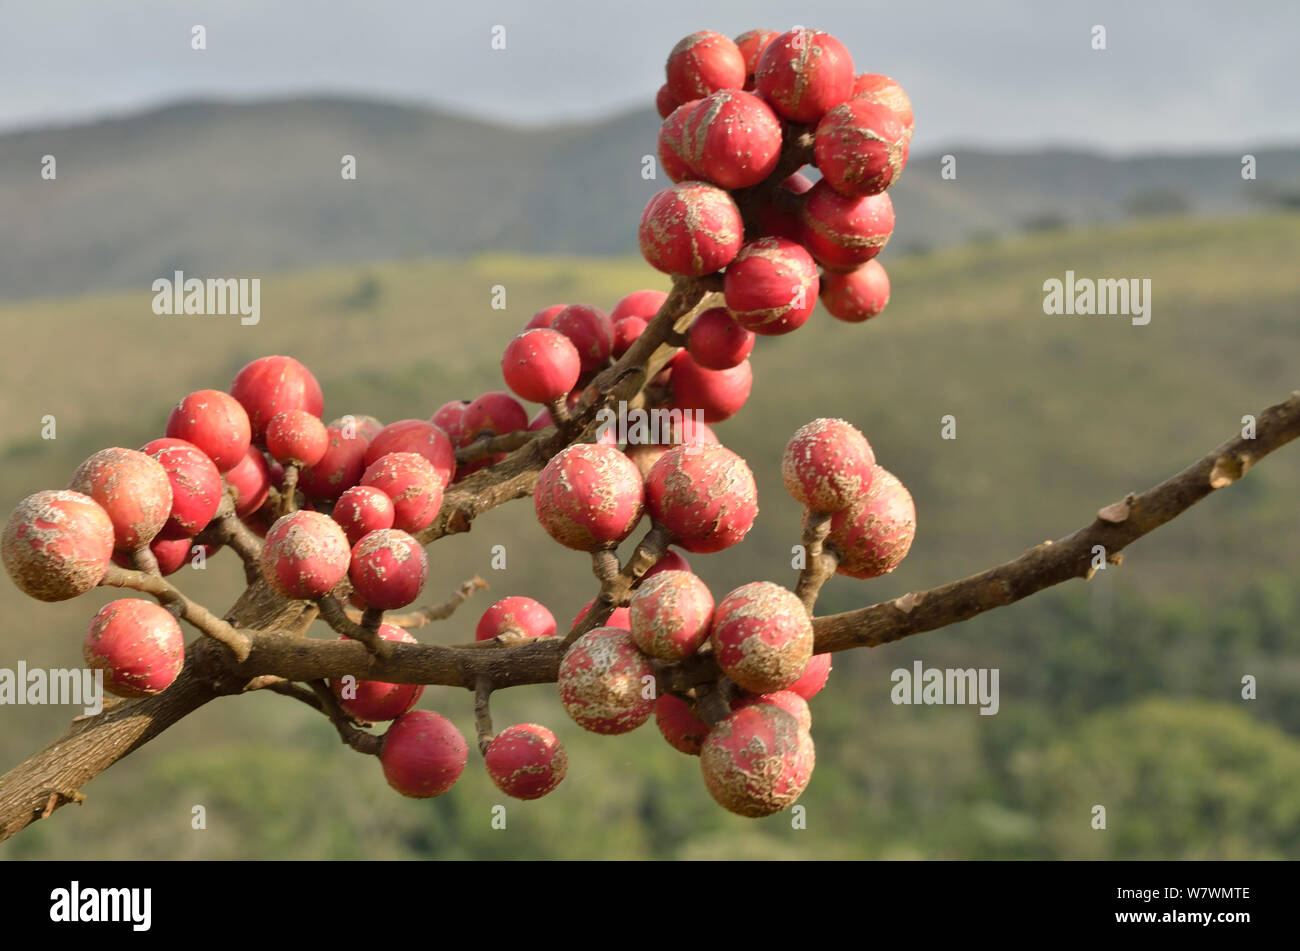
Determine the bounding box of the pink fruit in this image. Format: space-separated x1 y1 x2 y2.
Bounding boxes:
787 652 832 700
656 694 710 755
657 100 701 183
525 304 566 330
826 466 916 578
476 596 557 641
484 724 568 800
550 305 613 373
83 598 185 698
732 689 812 732
229 355 324 444
639 182 744 277
612 317 648 358
364 420 455 487
628 569 714 660
328 414 384 443
801 180 894 271
348 528 427 610
533 444 644 551
665 31 746 103
687 307 755 370
557 627 656 735
2 490 114 601
667 352 752 422
430 401 469 443
655 83 680 119
68 448 173 551
259 510 351 599
641 547 692 581
333 485 396 545
814 98 909 197
225 446 272 518
165 389 252 472
112 536 213 576
298 425 371 501
754 28 854 123
331 623 424 722
646 443 757 553
852 73 914 134
724 237 819 335
675 89 783 189
360 452 444 534
781 417 877 512
572 599 632 632
502 328 583 404
700 705 815 817
710 581 812 693
610 289 669 322
265 409 330 468
140 438 223 540
458 392 530 445
380 710 468 798
821 259 891 322
734 29 779 87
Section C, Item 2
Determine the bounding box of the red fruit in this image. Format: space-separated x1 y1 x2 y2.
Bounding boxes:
265 409 330 468
646 443 757 553
754 29 854 123
331 623 423 722
802 180 894 271
459 392 530 445
380 710 468 798
140 438 223 540
476 596 557 641
788 652 832 700
528 408 554 433
814 98 909 197
260 510 351 599
2 490 114 601
165 389 251 472
611 289 669 322
665 31 746 103
781 417 877 512
430 401 469 443
656 694 710 755
572 599 632 632
756 175 812 244
550 305 613 373
84 599 185 698
826 466 916 578
502 329 582 404
821 259 891 322
700 705 815 817
674 90 783 189
639 182 744 277
734 29 779 87
667 352 752 422
658 100 700 183
852 73 914 134
485 724 568 800
328 414 384 443
360 452 444 534
225 446 272 518
558 627 656 735
112 536 213 576
333 485 396 545
349 528 427 610
229 355 324 443
724 237 819 335
732 689 812 732
655 83 680 120
612 317 648 358
364 420 455 487
298 425 371 501
711 581 812 693
641 547 692 581
687 307 755 370
525 304 566 330
68 448 173 551
628 569 714 660
534 444 644 551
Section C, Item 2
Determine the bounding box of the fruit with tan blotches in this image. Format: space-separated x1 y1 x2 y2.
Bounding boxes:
260 510 351 599
815 98 909 197
165 389 251 473
734 29 778 87
641 547 692 581
826 466 916 578
476 596 557 642
724 237 819 335
686 307 754 370
380 710 468 798
534 444 644 552
646 443 758 553
675 89 783 189
429 401 468 443
140 438 223 540
229 355 324 443
348 528 427 610
2 490 115 602
655 83 679 119
265 409 330 468
558 627 656 735
666 352 753 422
629 570 714 660
781 417 876 512
83 599 185 698
364 420 455 487
658 100 701 183
225 446 272 518
852 72 914 134
68 448 173 552
802 180 894 271
458 392 530 446
821 259 891 322
330 624 423 722
639 182 744 277
298 425 371 501
755 28 854 122
333 485 395 545
700 704 815 817
656 694 710 755
665 31 746 103
484 724 568 800
359 452 444 534
731 689 812 731
550 305 613 373
710 581 812 693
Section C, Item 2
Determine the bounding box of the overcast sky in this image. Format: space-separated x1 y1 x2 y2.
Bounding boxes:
2 0 1297 154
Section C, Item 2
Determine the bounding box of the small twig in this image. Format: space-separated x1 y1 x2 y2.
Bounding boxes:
100 562 252 661
563 522 673 646
198 489 264 582
280 465 300 515
306 680 382 755
131 545 161 576
455 430 536 465
316 595 393 660
473 677 495 755
346 576 489 628
794 510 837 614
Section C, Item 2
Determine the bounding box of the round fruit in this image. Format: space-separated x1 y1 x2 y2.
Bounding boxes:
814 98 909 197
112 536 212 577
359 452 444 534
229 355 324 444
754 28 854 122
259 510 351 599
723 237 819 335
2 490 115 601
572 599 632 632
333 485 396 545
628 570 714 660
68 448 173 551
525 304 566 330
330 623 423 722
364 420 455 487
484 724 568 800
84 598 185 698
801 180 894 271
458 392 530 445
550 305 614 374
700 705 815 817
348 528 427 610
734 29 779 87
502 329 583 404
611 289 669 322
710 581 812 693
687 307 754 370
781 417 877 512
821 259 890 322
558 627 656 735
665 30 746 103
380 710 468 798
667 352 752 423
639 182 744 277
655 83 680 119
675 89 783 189
298 425 371 501
476 596 557 641
612 317 648 358
787 652 833 700
731 689 812 732
165 389 251 472
139 438 223 540
852 72 914 134
646 443 757 553
826 466 916 578
533 444 644 551
656 694 710 755
265 409 331 468
225 446 272 518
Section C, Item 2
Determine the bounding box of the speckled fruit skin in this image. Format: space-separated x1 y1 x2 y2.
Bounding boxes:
655 83 680 119
658 100 700 183
639 182 744 277
298 425 371 501
700 705 815 817
732 689 812 732
827 466 916 578
667 352 752 423
381 710 468 798
558 627 656 735
84 598 185 698
711 581 812 693
331 623 423 722
485 724 568 800
814 99 908 197
801 180 894 272
140 438 223 540
656 694 710 755
359 452 444 534
333 485 396 545
68 448 173 551
348 528 427 610
364 420 455 487
2 490 114 601
612 317 648 358
734 29 779 87
534 444 644 551
329 414 385 443
646 443 758 553
265 409 330 468
165 389 251 473
675 89 783 189
476 596 557 641
611 289 669 322
551 305 614 373
260 510 351 599
226 446 272 518
112 536 214 576
641 547 692 581
821 259 891 322
787 652 832 700
629 570 715 660
852 73 914 135
458 392 530 445
502 329 583 403
666 31 746 103
572 599 632 631
525 304 566 331
687 307 755 371
754 28 854 122
781 417 877 512
724 237 819 335
229 355 324 444
430 401 469 443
